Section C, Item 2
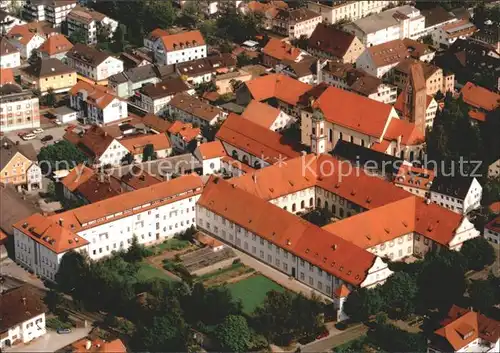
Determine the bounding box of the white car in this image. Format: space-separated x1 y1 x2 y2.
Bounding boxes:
32 128 44 134
22 133 36 141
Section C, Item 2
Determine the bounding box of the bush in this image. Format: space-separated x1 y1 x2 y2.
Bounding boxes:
46 317 72 330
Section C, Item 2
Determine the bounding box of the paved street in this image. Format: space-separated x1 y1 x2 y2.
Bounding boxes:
5 327 91 353
302 324 368 353
0 257 46 290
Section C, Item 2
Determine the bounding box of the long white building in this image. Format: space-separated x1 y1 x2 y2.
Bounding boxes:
13 174 203 281
307 1 399 24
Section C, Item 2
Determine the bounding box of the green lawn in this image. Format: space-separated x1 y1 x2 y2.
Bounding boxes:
153 239 190 252
137 262 175 282
227 274 286 314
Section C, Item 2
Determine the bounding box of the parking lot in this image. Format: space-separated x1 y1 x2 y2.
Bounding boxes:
6 125 69 152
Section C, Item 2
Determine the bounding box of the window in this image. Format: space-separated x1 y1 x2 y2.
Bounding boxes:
300 272 305 280
309 276 314 285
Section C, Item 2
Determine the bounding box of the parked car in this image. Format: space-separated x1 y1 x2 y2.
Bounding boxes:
56 328 72 334
41 135 53 142
316 329 329 340
22 133 36 141
32 128 44 134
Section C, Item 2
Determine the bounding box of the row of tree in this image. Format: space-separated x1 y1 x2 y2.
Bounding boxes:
344 237 496 322
53 237 325 351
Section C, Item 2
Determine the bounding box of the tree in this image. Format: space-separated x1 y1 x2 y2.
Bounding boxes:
236 52 252 67
177 1 203 28
343 287 384 322
381 272 418 319
55 251 89 296
254 290 296 345
112 24 126 52
133 311 187 352
44 289 63 313
417 251 467 311
28 51 39 65
142 144 157 162
37 140 88 173
194 81 217 95
216 315 251 353
69 28 87 44
124 235 147 263
44 88 56 107
121 152 134 165
97 24 112 44
147 0 176 30
460 237 495 271
469 279 496 313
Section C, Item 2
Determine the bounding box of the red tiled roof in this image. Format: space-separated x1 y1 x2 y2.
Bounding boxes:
38 34 73 56
433 305 500 351
221 155 256 174
216 113 302 163
160 30 205 51
323 196 465 249
7 24 44 45
394 165 435 190
199 176 377 287
0 68 14 86
244 73 312 106
13 214 89 254
241 100 281 129
69 80 117 110
334 284 350 298
168 121 201 142
384 118 425 146
460 82 500 112
78 126 117 157
198 141 226 160
313 86 395 138
262 38 302 62
72 338 127 353
489 201 500 214
308 23 358 59
120 134 171 155
61 164 95 192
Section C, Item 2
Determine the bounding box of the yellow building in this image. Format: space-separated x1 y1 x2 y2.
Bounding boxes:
21 58 77 94
0 139 41 191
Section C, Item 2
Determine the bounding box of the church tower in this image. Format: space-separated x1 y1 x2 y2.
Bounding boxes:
310 109 327 155
401 63 427 135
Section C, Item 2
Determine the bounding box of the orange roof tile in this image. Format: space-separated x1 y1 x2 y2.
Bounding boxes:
230 154 411 210
69 80 117 110
323 196 465 249
168 121 201 142
160 30 205 52
148 28 169 41
0 68 14 86
433 305 500 351
216 113 302 164
313 86 394 138
72 338 127 353
489 201 500 214
78 126 117 157
460 82 500 112
13 214 89 254
262 38 302 62
120 134 171 155
49 174 203 231
38 34 73 56
370 140 391 153
0 229 8 244
7 25 43 46
198 141 226 160
241 100 281 129
384 118 425 146
334 284 350 298
468 110 487 122
61 164 95 192
199 176 377 286
244 73 312 106
394 164 435 190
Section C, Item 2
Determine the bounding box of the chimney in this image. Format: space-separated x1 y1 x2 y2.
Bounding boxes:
58 218 64 226
252 173 257 184
85 340 92 350
21 297 27 306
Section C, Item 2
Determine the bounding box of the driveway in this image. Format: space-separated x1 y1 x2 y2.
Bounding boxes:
5 327 91 353
301 324 368 353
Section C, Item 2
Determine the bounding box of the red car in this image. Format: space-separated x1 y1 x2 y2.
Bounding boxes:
316 330 329 340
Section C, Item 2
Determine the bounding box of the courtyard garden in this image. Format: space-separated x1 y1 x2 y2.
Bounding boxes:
227 274 287 314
